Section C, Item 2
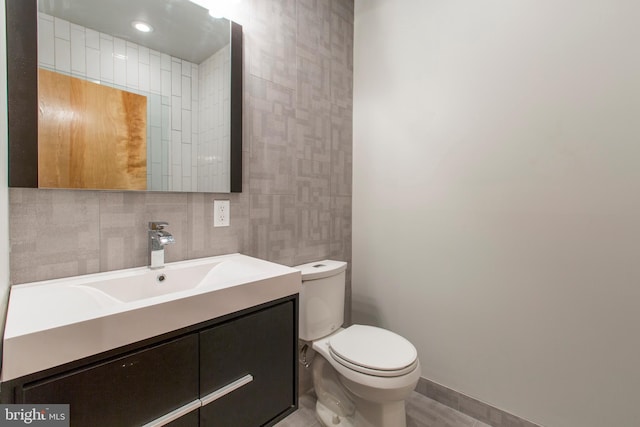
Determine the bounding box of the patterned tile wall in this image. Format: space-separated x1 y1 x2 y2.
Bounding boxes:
10 0 354 321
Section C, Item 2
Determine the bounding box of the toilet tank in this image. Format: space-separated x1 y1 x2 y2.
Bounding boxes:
295 260 348 341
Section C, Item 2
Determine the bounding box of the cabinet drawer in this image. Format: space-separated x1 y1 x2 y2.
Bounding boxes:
199 301 295 427
21 334 199 427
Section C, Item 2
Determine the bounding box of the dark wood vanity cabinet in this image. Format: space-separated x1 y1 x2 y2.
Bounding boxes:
2 297 298 427
199 300 294 427
21 334 199 427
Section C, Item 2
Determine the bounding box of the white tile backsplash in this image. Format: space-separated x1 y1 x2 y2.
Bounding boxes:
99 35 114 82
161 105 171 140
171 131 182 165
139 46 150 65
85 28 99 49
161 69 171 97
182 110 192 141
171 97 182 131
86 48 100 81
150 53 162 94
151 127 162 161
54 37 71 73
139 63 150 92
114 58 127 86
54 17 70 40
191 101 199 134
191 65 199 101
126 43 139 88
113 38 126 58
181 76 191 109
160 53 171 71
171 60 182 96
70 25 86 75
149 99 161 127
182 176 191 191
161 139 169 175
113 38 127 86
181 60 192 77
172 170 182 192
151 162 162 189
182 144 192 174
38 14 55 67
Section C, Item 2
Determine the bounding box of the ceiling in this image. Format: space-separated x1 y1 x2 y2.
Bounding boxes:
38 0 230 64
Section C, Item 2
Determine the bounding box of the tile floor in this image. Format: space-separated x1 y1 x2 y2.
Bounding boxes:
275 391 490 427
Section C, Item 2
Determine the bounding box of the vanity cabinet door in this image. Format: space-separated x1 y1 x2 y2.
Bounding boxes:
199 301 296 427
20 334 199 427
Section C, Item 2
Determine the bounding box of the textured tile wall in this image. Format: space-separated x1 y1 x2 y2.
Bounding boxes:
9 0 354 313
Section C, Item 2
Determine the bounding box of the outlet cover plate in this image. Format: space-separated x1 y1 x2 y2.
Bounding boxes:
213 200 230 227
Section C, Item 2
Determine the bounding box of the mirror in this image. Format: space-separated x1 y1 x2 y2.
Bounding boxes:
6 0 242 192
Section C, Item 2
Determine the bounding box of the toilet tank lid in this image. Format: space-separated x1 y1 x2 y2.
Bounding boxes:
293 260 347 280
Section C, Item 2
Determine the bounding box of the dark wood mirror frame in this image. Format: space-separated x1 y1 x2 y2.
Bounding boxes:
5 0 243 192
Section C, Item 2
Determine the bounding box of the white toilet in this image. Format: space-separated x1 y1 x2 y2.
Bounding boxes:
295 260 421 427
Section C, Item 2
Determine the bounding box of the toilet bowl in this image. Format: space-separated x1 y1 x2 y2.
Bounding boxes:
295 260 421 427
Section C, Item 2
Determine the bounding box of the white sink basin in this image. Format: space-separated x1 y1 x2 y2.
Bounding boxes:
73 257 267 303
2 254 301 381
72 264 212 303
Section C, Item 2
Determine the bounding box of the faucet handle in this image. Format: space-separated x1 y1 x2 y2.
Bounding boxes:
149 221 169 230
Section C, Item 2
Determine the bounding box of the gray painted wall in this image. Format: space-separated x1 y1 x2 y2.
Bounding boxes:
353 1 640 426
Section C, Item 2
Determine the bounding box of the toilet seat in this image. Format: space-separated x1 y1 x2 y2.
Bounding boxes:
328 325 418 377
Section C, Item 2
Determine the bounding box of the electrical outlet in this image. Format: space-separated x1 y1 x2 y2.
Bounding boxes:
213 200 230 227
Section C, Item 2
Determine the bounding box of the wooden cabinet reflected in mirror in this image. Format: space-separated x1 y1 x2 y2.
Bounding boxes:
6 0 243 193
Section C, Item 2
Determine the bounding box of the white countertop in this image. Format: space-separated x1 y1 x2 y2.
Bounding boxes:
2 253 301 381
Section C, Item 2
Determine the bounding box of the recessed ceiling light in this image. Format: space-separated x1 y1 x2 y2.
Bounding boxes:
132 21 153 33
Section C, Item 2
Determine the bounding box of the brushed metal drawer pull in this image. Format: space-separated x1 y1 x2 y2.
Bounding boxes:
138 374 254 425
141 399 201 427
200 374 254 407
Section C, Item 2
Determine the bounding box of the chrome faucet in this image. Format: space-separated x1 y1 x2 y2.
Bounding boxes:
148 221 175 269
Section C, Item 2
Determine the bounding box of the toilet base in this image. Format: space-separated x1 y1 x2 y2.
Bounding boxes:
351 396 407 427
315 398 407 427
316 400 355 427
